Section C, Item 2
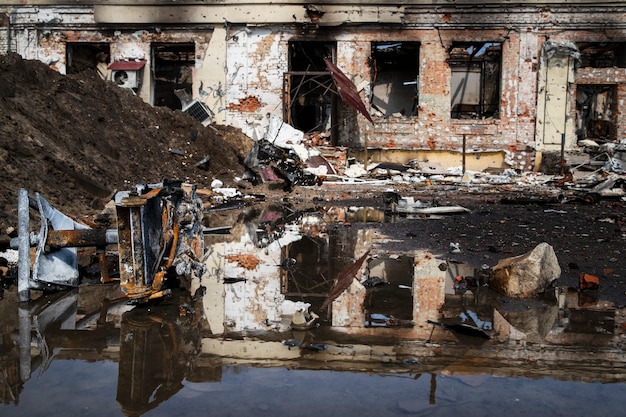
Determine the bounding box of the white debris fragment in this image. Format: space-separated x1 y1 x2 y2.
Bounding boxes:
449 242 461 253
280 300 311 316
0 249 18 265
344 162 368 178
213 188 240 198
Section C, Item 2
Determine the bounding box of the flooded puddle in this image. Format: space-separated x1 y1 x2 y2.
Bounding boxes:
1 199 625 416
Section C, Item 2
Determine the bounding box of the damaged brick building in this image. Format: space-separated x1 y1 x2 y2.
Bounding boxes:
1 1 626 172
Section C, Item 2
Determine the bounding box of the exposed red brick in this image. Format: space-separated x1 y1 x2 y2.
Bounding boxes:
227 96 262 112
579 273 600 291
225 254 260 270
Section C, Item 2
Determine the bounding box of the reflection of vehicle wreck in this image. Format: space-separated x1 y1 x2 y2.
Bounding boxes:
117 290 204 416
9 179 205 303
0 283 206 414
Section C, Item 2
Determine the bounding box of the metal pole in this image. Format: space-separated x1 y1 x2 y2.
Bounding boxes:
462 134 467 174
560 132 566 175
18 304 31 381
18 188 30 302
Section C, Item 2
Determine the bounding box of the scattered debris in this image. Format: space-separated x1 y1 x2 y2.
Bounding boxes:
291 308 319 330
10 180 205 303
283 338 301 349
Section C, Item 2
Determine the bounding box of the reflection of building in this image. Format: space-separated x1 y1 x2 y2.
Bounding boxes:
3 2 626 171
0 249 625 416
200 204 626 349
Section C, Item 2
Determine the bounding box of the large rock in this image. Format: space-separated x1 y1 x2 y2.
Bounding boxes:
489 242 561 297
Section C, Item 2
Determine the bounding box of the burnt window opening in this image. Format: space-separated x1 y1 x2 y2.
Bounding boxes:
364 257 414 327
152 43 195 110
281 227 358 316
281 236 333 315
449 42 501 120
285 41 336 137
371 42 420 117
66 43 111 77
576 84 617 143
578 43 626 68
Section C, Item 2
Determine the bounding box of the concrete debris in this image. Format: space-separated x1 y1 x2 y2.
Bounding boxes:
489 242 561 298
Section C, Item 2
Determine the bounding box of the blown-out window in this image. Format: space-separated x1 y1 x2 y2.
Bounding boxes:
578 42 626 68
371 42 420 117
449 42 501 119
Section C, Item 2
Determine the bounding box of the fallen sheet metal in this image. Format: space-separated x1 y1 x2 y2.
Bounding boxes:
324 58 374 124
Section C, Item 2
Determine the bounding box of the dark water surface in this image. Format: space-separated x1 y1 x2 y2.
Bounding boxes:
2 359 625 417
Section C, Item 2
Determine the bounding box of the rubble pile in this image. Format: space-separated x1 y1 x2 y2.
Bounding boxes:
0 53 252 232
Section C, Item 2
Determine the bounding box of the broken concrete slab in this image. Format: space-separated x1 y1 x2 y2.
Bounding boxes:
489 242 561 298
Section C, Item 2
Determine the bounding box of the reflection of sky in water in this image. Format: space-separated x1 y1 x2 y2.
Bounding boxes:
2 361 624 417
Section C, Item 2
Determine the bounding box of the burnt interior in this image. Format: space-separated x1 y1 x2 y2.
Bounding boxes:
448 42 502 119
152 43 195 110
370 41 420 117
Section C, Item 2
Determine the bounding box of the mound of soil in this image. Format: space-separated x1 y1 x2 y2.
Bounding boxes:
0 53 253 231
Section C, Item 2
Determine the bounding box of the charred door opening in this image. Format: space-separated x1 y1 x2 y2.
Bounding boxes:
284 41 336 140
371 42 420 117
449 42 501 119
576 84 617 143
152 43 195 110
66 43 111 78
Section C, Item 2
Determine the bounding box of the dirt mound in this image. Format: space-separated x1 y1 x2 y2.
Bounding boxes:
0 53 253 231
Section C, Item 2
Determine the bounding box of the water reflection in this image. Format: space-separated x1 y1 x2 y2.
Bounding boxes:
0 204 625 416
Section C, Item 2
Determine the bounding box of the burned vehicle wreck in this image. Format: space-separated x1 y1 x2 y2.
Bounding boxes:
8 179 205 304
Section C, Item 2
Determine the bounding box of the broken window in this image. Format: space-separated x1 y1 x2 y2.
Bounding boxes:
576 84 617 143
284 41 336 136
578 43 626 68
66 43 111 77
371 42 420 117
152 43 195 110
449 42 501 119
